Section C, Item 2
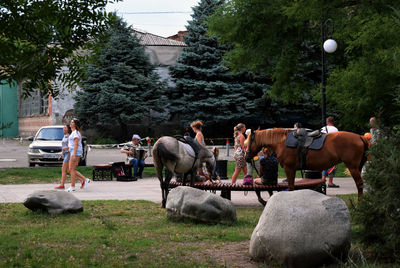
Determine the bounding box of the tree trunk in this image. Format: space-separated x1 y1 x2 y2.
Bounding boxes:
118 118 128 141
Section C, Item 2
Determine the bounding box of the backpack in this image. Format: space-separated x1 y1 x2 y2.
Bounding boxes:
243 174 254 186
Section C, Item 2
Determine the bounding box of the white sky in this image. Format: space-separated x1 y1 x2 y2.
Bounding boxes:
106 0 201 37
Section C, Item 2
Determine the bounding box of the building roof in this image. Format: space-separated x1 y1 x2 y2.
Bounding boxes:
134 29 186 47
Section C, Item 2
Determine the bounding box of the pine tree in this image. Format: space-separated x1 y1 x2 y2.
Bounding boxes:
353 125 400 260
168 0 268 129
74 17 166 139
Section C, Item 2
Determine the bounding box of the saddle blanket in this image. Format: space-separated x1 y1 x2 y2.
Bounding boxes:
183 143 196 158
285 131 326 150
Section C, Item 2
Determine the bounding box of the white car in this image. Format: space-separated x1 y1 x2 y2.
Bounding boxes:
28 125 88 167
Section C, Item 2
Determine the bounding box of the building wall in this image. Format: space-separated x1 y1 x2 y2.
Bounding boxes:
145 46 184 66
0 82 18 137
51 82 78 125
18 116 52 137
167 31 188 42
17 87 52 137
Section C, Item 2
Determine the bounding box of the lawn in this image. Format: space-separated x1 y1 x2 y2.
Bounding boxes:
0 200 262 267
0 162 350 185
0 195 387 267
0 166 389 267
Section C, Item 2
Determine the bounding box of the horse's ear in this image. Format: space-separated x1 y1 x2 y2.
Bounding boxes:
257 126 260 130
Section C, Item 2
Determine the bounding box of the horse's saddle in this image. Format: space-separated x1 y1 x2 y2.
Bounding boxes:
285 129 326 170
286 129 325 149
174 135 200 159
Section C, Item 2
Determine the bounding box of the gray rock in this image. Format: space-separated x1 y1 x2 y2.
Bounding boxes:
249 189 351 267
166 186 236 224
24 190 83 214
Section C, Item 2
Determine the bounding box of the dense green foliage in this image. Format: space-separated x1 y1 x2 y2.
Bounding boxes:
74 17 167 139
0 0 117 97
168 0 322 133
168 0 268 129
353 127 400 261
208 0 400 131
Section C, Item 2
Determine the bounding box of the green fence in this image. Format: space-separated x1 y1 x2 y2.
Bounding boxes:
0 81 18 138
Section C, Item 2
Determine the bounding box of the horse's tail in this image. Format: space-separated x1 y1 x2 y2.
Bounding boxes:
155 141 179 163
359 135 369 172
152 142 162 178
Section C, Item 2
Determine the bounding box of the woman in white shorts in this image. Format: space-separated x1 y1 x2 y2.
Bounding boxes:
66 118 90 192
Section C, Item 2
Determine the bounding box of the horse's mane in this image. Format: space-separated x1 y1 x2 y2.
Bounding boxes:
257 128 290 145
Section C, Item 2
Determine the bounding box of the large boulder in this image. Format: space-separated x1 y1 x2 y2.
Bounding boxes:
24 190 83 214
166 186 236 224
249 189 351 267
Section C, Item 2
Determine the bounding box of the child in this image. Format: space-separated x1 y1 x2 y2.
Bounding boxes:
211 147 222 182
254 147 278 186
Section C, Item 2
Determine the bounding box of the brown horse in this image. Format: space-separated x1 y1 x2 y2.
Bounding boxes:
245 128 369 199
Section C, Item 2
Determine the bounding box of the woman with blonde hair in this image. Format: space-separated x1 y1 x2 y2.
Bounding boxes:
232 123 247 184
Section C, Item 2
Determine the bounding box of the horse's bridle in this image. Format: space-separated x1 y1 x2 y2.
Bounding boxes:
245 130 256 163
245 130 260 176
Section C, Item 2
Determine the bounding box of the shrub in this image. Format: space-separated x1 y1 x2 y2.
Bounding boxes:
93 137 118 145
353 126 400 261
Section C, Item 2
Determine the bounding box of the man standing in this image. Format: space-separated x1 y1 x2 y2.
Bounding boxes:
361 117 380 177
369 117 381 144
321 116 339 188
121 134 147 179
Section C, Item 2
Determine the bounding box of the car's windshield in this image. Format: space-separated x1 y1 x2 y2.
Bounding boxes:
35 128 64 141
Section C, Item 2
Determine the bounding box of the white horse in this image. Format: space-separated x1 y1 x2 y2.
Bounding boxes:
152 136 217 208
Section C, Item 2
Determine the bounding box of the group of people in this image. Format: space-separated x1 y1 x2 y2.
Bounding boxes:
227 116 378 188
55 118 91 192
56 116 378 189
231 123 279 186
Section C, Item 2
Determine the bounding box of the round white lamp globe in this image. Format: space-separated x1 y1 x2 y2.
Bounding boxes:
323 39 337 53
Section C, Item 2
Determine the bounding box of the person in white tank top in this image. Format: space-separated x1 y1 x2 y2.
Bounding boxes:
65 118 90 192
321 116 339 188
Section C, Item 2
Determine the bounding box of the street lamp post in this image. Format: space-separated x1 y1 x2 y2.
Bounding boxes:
320 18 337 127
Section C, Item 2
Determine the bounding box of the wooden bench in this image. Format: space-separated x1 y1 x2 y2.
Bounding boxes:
168 178 326 206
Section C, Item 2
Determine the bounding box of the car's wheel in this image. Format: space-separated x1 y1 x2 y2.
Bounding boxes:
29 163 35 167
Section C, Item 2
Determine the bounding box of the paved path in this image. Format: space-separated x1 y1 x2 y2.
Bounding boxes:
0 177 358 207
0 138 235 168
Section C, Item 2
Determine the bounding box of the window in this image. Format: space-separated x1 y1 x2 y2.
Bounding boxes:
19 89 49 116
35 127 64 141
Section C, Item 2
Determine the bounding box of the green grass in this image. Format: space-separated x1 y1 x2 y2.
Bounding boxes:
0 166 388 267
0 162 350 185
0 201 262 267
0 198 392 267
0 167 93 184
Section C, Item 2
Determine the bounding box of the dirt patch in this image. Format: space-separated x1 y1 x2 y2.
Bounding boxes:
204 240 257 267
192 240 278 268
